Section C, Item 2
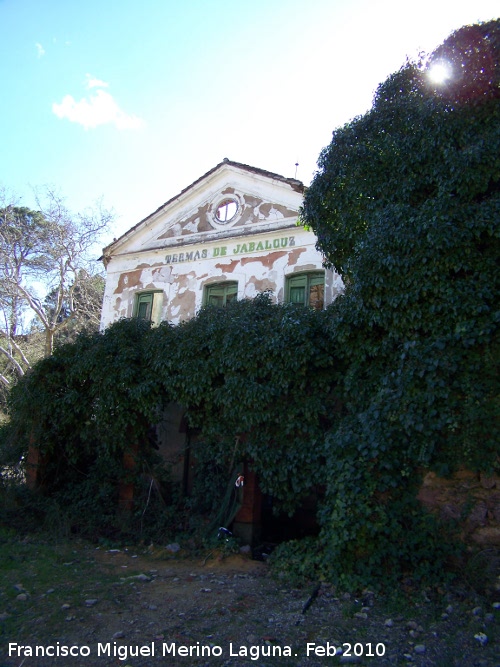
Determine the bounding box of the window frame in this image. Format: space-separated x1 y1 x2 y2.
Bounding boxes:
203 281 238 307
285 272 325 309
133 290 163 323
215 199 239 223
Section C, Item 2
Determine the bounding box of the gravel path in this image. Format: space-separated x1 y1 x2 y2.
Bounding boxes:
1 547 499 667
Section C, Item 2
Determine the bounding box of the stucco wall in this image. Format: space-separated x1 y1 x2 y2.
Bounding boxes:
100 161 344 329
101 226 343 327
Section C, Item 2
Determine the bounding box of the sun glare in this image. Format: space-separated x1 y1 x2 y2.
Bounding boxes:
428 61 452 84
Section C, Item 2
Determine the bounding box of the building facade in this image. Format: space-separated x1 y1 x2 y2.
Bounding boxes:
99 159 343 543
100 159 343 329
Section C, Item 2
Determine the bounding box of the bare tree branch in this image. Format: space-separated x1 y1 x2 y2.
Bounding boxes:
0 343 25 377
0 187 113 387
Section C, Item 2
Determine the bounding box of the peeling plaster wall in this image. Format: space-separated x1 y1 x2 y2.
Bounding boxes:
156 194 297 241
100 163 344 329
101 227 343 327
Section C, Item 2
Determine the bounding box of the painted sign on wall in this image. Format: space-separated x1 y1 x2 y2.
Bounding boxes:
165 235 296 264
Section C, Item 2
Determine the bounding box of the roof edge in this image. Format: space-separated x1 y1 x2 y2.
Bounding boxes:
101 159 304 257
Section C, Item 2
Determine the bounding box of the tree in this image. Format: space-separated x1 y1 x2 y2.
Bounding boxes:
42 272 106 346
299 19 500 584
0 189 112 390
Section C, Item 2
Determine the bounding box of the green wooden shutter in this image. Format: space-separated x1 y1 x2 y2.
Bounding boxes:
136 292 154 320
205 282 238 306
288 275 307 305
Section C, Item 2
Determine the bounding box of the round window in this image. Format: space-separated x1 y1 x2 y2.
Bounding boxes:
215 199 238 224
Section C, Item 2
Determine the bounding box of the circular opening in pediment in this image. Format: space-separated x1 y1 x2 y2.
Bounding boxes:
215 199 238 224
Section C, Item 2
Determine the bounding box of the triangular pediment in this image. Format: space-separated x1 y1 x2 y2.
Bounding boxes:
103 160 304 258
156 187 299 242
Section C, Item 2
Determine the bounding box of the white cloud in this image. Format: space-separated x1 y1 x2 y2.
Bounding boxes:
52 80 143 130
35 43 45 58
85 74 109 89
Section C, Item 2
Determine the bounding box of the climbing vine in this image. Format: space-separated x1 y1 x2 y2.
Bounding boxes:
1 296 340 540
297 19 500 585
150 294 340 514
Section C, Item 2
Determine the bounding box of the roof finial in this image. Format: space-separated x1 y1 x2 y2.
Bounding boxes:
294 161 299 179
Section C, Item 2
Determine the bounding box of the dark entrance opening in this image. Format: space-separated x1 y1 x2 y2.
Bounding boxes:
260 492 321 543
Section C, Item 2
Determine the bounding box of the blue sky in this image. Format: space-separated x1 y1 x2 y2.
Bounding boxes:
1 0 498 247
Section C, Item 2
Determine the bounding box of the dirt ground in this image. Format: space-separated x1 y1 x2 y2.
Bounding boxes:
1 544 499 667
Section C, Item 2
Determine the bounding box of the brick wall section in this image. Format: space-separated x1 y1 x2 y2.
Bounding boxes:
418 469 500 546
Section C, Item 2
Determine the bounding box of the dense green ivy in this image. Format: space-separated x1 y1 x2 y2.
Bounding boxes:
0 318 169 538
150 294 340 514
299 19 499 586
1 296 340 536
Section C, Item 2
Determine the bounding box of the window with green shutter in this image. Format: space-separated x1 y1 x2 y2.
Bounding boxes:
135 292 154 320
134 291 163 322
286 272 325 309
204 282 238 307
